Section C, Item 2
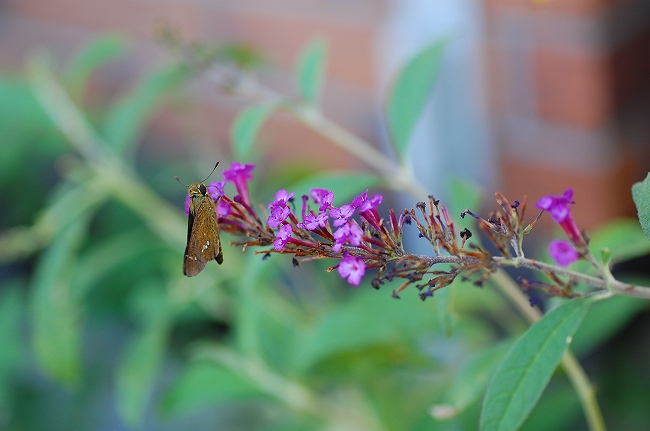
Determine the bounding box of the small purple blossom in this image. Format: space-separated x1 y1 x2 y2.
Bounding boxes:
267 205 290 228
274 224 293 251
549 239 579 267
536 189 574 223
310 188 335 211
184 194 191 215
208 181 226 201
273 189 295 204
332 221 364 252
267 189 295 228
330 204 356 227
216 199 231 217
536 189 582 245
298 212 328 230
351 190 369 208
358 193 382 213
222 162 255 206
338 253 366 286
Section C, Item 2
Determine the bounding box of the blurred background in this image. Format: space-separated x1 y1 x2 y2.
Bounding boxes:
2 0 650 430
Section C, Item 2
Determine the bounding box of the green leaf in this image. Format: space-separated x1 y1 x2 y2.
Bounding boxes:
29 212 91 383
480 296 599 431
231 104 275 160
571 293 649 356
387 39 447 160
161 360 268 416
632 173 650 241
65 35 126 100
295 290 439 372
102 64 188 156
295 37 328 105
116 286 173 427
288 172 381 205
0 285 26 412
434 342 511 420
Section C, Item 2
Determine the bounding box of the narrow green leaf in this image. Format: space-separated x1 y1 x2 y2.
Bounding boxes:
116 285 174 428
0 285 26 412
102 64 188 156
116 320 169 427
480 296 599 431
387 39 447 160
295 37 328 105
434 342 511 420
65 35 126 100
295 291 439 372
230 104 274 160
161 360 267 416
631 173 650 241
30 212 91 383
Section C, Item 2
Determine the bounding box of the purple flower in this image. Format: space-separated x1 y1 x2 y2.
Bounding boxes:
208 181 226 201
358 193 382 213
267 205 290 228
222 162 255 206
184 194 191 215
274 224 293 251
267 189 295 228
216 199 231 217
332 221 364 252
273 189 295 204
332 223 350 252
548 239 579 267
351 190 369 208
338 253 366 286
310 188 335 211
298 212 328 230
330 204 356 227
536 189 574 222
536 189 582 245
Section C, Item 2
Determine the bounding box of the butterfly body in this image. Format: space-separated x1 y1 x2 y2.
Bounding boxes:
183 182 223 276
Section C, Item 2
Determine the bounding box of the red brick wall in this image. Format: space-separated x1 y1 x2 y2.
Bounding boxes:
0 0 388 170
483 0 650 228
2 0 649 228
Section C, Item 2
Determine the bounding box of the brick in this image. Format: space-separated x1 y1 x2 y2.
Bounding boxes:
483 0 621 16
533 48 613 128
500 150 642 230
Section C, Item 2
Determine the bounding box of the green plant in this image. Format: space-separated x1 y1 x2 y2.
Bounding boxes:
0 34 649 431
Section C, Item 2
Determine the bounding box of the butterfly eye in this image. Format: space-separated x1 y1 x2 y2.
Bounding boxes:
199 184 207 195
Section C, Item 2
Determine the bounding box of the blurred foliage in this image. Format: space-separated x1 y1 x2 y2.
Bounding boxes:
0 34 649 431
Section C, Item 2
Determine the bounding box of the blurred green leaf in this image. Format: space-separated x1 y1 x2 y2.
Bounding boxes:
288 172 381 205
72 228 163 297
295 291 439 372
102 64 188 156
161 360 268 416
480 296 599 431
589 219 650 264
65 35 127 100
0 285 26 413
231 104 275 161
520 382 582 431
295 37 328 105
632 173 650 241
29 211 91 383
218 43 266 70
572 292 649 356
116 285 174 428
434 342 511 420
387 39 446 161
